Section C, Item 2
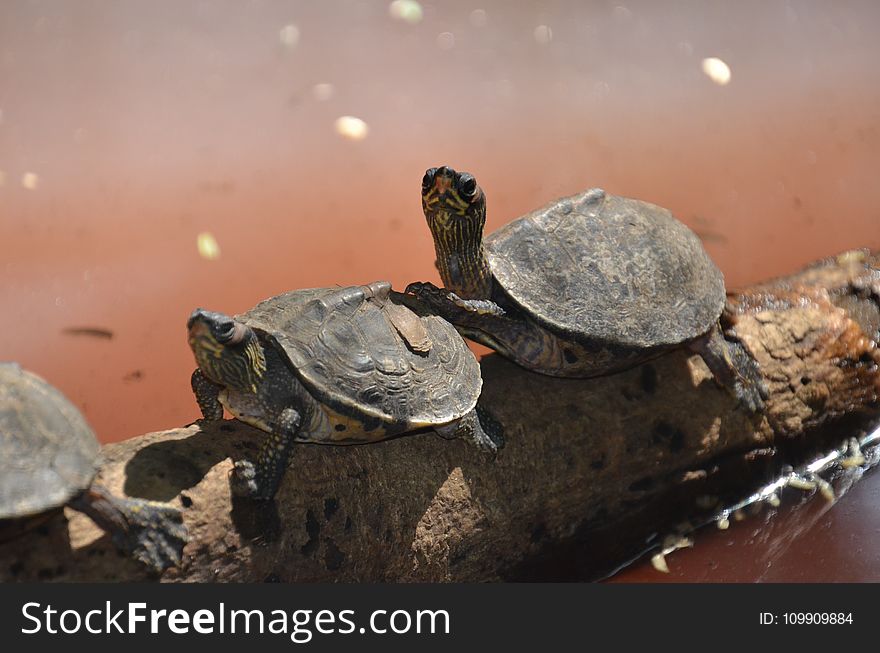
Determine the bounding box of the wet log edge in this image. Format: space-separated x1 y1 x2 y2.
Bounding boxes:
2 250 879 582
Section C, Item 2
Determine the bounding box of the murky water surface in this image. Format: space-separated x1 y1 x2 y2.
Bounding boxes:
2 1 879 580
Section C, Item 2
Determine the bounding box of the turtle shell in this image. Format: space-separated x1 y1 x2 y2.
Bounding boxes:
0 363 99 519
485 188 726 349
237 283 481 428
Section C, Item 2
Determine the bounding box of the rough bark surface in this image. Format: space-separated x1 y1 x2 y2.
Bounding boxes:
2 251 879 582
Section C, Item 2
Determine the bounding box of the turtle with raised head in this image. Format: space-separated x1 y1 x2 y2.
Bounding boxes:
406 166 768 411
0 362 187 572
187 281 502 501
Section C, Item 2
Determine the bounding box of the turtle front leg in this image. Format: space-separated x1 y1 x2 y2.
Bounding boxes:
690 324 769 413
191 369 224 421
405 281 506 318
232 407 301 501
69 485 188 572
434 404 505 454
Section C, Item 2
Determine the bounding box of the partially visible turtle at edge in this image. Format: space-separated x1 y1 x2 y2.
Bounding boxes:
406 165 768 412
188 280 502 501
0 362 187 572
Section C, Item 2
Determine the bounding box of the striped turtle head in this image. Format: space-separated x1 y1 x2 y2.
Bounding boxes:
187 309 265 392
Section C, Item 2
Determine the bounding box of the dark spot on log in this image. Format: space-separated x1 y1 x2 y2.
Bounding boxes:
300 509 320 556
641 365 657 395
590 456 606 470
324 539 345 570
9 561 23 577
344 516 352 533
628 477 654 492
801 376 811 385
157 472 166 479
531 522 547 543
384 528 393 543
264 573 281 583
220 423 235 432
180 493 193 508
225 544 238 553
324 497 339 520
652 421 685 453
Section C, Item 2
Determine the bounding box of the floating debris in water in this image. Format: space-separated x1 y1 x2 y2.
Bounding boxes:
197 232 221 260
123 370 144 382
470 9 487 27
62 327 114 340
21 172 39 190
650 552 669 573
312 83 335 102
701 57 732 85
436 32 455 50
334 115 369 141
279 24 300 48
716 516 730 530
389 0 423 24
534 25 553 45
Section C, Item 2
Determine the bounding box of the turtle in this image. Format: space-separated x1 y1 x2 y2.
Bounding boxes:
405 165 768 412
187 280 503 501
0 362 187 572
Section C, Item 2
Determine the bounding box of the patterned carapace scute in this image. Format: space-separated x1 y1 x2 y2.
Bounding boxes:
0 363 99 518
486 189 726 348
238 285 481 427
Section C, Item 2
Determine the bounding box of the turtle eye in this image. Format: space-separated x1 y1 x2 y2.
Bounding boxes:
422 168 438 193
214 320 236 344
458 173 477 198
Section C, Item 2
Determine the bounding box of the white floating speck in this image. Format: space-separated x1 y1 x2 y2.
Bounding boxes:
312 83 335 102
21 172 39 190
717 517 730 530
389 1 423 24
701 57 732 85
197 232 221 260
534 25 553 45
279 24 300 48
613 5 633 21
334 115 369 141
470 9 488 27
436 32 455 50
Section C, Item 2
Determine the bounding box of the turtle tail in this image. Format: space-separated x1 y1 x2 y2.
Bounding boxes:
70 485 188 573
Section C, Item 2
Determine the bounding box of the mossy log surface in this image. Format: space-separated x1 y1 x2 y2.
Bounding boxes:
2 251 879 582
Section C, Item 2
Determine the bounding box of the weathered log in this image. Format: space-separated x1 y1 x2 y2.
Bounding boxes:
2 250 879 582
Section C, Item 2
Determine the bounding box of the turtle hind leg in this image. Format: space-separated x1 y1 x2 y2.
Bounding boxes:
435 404 505 454
69 485 188 573
232 407 301 501
690 324 769 413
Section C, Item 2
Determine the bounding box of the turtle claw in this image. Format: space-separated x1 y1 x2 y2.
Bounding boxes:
230 460 263 499
110 497 188 573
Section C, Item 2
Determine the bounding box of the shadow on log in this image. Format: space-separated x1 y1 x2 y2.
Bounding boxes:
2 250 879 582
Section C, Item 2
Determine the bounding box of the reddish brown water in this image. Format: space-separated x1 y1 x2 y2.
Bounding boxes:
2 1 879 581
